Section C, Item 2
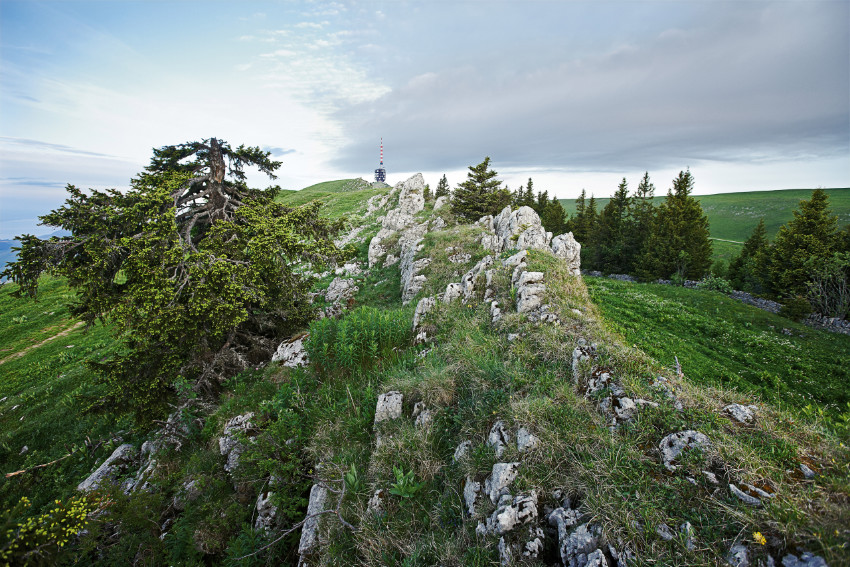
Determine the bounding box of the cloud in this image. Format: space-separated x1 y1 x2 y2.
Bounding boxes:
330 3 848 176
262 146 297 157
0 137 120 159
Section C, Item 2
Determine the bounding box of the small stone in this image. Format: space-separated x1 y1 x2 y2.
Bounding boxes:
488 421 511 459
729 483 762 507
297 483 328 561
781 552 828 567
724 403 757 424
453 440 471 462
516 427 539 452
374 391 403 424
658 430 711 471
799 463 816 479
485 462 520 504
728 543 749 567
656 523 674 541
680 522 696 550
367 489 386 515
463 477 481 516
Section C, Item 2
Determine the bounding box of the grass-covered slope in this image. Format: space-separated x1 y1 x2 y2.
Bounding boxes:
560 188 850 262
1 178 848 566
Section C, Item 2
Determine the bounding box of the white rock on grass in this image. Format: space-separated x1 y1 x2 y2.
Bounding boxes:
727 543 749 567
463 476 481 516
433 196 449 211
444 282 463 303
550 233 582 276
781 552 828 567
297 483 328 566
724 403 758 424
325 277 359 303
374 392 403 424
272 335 309 367
488 421 511 459
516 427 539 452
729 484 762 507
78 444 136 492
485 462 520 504
412 296 436 331
453 440 472 462
486 492 538 535
658 430 711 472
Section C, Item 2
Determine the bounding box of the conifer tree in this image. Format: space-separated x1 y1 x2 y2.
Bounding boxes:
636 169 712 281
626 172 655 269
435 174 450 198
540 195 567 235
582 195 600 270
594 178 631 273
450 157 511 221
566 189 588 242
728 218 770 293
423 183 432 202
769 189 840 297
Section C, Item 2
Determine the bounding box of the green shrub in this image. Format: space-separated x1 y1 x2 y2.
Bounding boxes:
695 274 733 294
305 306 411 374
779 296 812 322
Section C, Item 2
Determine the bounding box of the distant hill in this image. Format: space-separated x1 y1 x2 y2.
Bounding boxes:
560 187 850 261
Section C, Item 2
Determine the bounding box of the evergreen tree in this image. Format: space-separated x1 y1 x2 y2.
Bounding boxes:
435 174 450 198
594 178 631 273
626 171 655 270
769 189 840 297
525 178 535 207
636 169 712 281
582 195 600 270
728 218 770 293
423 183 432 202
540 195 567 235
451 157 512 221
565 189 588 242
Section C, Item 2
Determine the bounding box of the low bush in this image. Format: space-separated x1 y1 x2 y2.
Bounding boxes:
305 306 412 375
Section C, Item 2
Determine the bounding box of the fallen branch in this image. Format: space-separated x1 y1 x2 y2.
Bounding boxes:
6 454 71 478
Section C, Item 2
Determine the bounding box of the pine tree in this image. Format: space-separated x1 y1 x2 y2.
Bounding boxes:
594 178 631 273
450 157 512 221
626 172 655 270
566 189 588 242
769 189 841 297
728 218 769 293
435 174 450 198
540 196 567 235
524 178 535 207
423 183 432 202
636 169 712 281
582 195 600 270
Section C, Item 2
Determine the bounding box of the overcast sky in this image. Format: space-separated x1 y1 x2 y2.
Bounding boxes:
1 0 848 238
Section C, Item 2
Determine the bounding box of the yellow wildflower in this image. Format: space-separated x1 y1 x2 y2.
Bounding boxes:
753 531 766 545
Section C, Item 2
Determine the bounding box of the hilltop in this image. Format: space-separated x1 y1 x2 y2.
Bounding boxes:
1 175 848 566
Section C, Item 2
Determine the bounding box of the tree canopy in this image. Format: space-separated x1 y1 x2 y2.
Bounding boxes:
2 138 347 419
451 157 511 221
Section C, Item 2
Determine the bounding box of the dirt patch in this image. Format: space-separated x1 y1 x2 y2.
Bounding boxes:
0 321 84 366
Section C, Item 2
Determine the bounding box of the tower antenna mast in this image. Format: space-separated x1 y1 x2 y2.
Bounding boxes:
374 138 386 183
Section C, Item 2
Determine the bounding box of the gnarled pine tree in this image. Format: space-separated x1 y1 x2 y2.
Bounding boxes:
3 138 348 419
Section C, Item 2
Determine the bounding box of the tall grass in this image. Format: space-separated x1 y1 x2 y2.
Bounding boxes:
305 306 412 374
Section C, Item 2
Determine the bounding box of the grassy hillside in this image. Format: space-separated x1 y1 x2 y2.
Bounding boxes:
560 188 850 262
1 179 847 566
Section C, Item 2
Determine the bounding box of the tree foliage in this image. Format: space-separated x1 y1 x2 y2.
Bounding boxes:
769 189 841 298
510 177 567 234
435 174 450 198
592 178 632 273
451 157 511 221
637 169 712 281
728 218 770 294
2 138 347 419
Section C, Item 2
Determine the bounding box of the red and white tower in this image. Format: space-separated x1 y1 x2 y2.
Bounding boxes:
374 138 386 183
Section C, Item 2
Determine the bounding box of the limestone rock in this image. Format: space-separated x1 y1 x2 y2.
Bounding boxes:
781 552 828 567
502 250 528 268
254 490 277 531
374 391 403 424
571 345 595 383
727 543 749 567
658 430 711 471
559 523 600 567
486 492 538 535
412 296 436 331
724 403 758 424
490 300 502 323
219 413 256 474
395 173 426 216
516 426 539 452
433 196 449 211
297 483 328 566
78 444 136 492
412 402 433 428
461 256 494 299
448 252 472 264
430 217 446 230
463 476 481 516
453 440 471 462
551 233 582 276
444 282 462 303
488 421 511 459
729 483 762 507
384 254 399 267
272 335 309 367
325 277 359 303
485 462 520 504
367 489 387 515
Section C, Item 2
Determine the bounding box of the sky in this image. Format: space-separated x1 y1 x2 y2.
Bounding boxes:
1 0 848 238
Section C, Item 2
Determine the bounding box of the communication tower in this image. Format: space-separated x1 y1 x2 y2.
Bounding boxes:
374 138 386 183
